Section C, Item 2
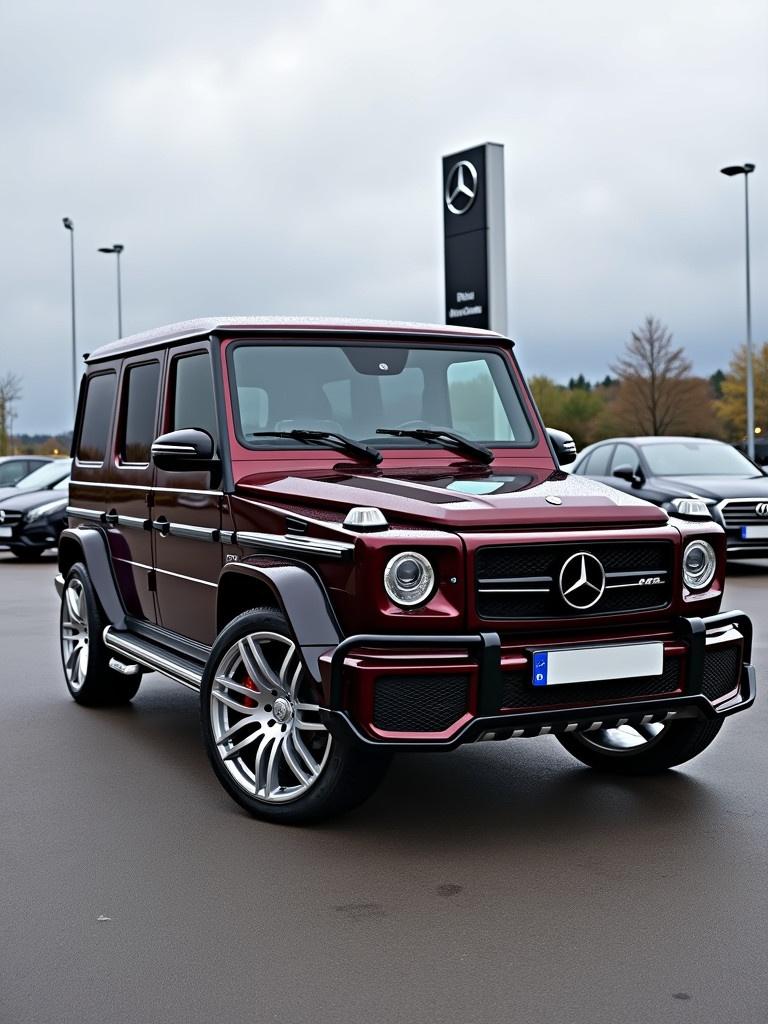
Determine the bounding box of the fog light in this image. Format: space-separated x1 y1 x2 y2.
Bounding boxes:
383 552 435 607
683 540 716 591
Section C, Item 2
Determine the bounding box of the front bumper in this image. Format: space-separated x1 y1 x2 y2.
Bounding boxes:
320 610 756 750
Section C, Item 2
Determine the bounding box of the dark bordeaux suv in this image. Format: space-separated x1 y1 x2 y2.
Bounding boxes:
56 317 756 823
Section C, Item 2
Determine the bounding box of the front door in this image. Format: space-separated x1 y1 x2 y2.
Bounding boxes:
153 344 223 645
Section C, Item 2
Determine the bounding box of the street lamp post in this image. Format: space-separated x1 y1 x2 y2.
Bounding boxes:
98 243 125 338
720 162 756 459
62 218 77 420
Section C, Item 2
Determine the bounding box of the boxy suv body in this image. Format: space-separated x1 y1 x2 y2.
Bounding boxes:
56 318 756 823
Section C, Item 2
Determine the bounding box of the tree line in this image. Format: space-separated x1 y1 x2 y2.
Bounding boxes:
530 315 764 449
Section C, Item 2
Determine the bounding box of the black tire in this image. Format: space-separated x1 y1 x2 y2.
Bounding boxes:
10 546 45 561
556 717 723 775
200 608 391 824
59 562 142 706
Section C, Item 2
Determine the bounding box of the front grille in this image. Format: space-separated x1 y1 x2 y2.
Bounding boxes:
500 658 681 710
700 646 740 702
0 511 23 525
476 540 673 619
720 499 768 527
373 674 469 732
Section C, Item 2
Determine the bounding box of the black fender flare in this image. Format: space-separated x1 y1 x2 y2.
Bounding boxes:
217 560 342 686
57 527 127 631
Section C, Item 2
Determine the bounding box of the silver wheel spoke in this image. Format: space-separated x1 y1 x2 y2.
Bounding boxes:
239 637 289 697
216 674 267 702
222 728 263 760
216 713 260 744
212 689 256 715
282 733 311 786
264 737 282 797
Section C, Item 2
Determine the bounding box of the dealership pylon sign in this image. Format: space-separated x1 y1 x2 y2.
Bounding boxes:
442 142 507 334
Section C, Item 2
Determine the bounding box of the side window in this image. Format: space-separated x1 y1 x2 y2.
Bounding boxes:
610 443 638 474
120 361 161 464
77 372 117 463
585 445 614 476
171 352 218 446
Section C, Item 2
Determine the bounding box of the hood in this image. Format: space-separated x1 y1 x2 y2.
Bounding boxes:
0 488 68 513
236 465 668 529
650 474 768 501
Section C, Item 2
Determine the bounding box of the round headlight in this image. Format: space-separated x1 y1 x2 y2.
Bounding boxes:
682 540 716 591
384 552 435 607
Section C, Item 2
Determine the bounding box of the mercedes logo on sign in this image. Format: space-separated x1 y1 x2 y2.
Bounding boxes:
559 552 606 610
445 160 478 215
756 502 768 517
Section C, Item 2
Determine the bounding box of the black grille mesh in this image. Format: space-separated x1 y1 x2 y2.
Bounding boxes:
476 541 673 619
373 674 469 732
500 659 681 710
701 646 740 701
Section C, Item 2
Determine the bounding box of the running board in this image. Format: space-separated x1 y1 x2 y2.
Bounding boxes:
103 626 203 692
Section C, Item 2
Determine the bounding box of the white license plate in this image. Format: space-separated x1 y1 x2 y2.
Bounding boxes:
531 642 664 687
741 526 768 539
0 526 12 539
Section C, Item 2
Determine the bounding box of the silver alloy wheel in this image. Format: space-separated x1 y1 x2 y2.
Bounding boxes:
61 578 89 692
209 631 331 804
576 720 668 754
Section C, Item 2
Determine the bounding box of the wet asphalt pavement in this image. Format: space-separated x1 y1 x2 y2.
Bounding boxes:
1 551 766 1024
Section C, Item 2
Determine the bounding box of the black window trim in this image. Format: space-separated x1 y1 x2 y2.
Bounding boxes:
74 368 118 468
224 337 539 454
116 357 163 469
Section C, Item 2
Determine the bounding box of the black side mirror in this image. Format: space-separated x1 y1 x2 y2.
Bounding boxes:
151 429 215 472
547 428 577 466
613 464 644 487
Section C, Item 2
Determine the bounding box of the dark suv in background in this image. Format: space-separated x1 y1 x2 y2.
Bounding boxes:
56 319 755 823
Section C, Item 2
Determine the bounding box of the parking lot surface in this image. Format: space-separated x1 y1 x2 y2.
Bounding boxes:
1 551 767 1024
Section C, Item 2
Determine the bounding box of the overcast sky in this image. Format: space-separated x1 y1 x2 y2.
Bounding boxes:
2 0 766 434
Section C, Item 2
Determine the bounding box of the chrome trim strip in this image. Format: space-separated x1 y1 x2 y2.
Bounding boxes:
112 557 217 587
67 506 103 522
237 531 354 559
103 627 202 691
117 515 148 530
219 530 235 544
151 444 198 454
71 481 222 496
167 523 218 541
478 587 550 594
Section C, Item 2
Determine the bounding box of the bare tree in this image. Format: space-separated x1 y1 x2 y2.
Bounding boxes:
610 316 705 435
0 372 22 455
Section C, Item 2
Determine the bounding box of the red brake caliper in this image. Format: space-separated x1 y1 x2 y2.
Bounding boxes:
241 676 258 709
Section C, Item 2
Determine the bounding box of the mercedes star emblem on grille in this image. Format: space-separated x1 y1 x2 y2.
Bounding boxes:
558 551 606 610
756 502 768 517
445 160 478 215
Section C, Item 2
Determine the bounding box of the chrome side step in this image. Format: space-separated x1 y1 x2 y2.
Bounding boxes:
103 626 203 692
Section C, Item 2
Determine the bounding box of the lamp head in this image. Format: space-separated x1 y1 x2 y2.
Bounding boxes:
62 217 73 230
721 163 756 176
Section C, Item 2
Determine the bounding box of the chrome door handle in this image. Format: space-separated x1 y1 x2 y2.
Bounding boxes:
104 511 118 527
152 518 170 536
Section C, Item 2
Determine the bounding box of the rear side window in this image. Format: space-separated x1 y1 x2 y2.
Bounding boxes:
120 361 161 464
77 372 117 463
583 445 613 476
171 352 218 446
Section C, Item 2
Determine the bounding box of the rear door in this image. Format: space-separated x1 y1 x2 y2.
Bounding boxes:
107 357 163 622
152 344 223 645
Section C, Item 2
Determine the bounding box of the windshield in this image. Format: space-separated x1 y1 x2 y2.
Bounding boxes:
15 459 72 490
229 343 534 448
642 442 761 477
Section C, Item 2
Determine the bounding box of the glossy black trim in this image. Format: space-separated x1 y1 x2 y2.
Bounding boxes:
57 526 127 631
208 335 234 494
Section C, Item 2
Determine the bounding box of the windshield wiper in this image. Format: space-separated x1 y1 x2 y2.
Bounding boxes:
249 430 382 465
376 428 494 464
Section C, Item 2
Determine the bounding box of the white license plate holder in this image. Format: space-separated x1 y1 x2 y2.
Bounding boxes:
0 526 12 539
531 642 664 687
741 525 768 540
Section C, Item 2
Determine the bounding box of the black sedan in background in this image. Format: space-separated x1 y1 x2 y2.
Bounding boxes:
0 455 52 487
0 476 69 560
0 458 71 503
572 436 768 558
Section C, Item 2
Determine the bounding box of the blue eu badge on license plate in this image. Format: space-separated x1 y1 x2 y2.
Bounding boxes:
532 651 548 687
